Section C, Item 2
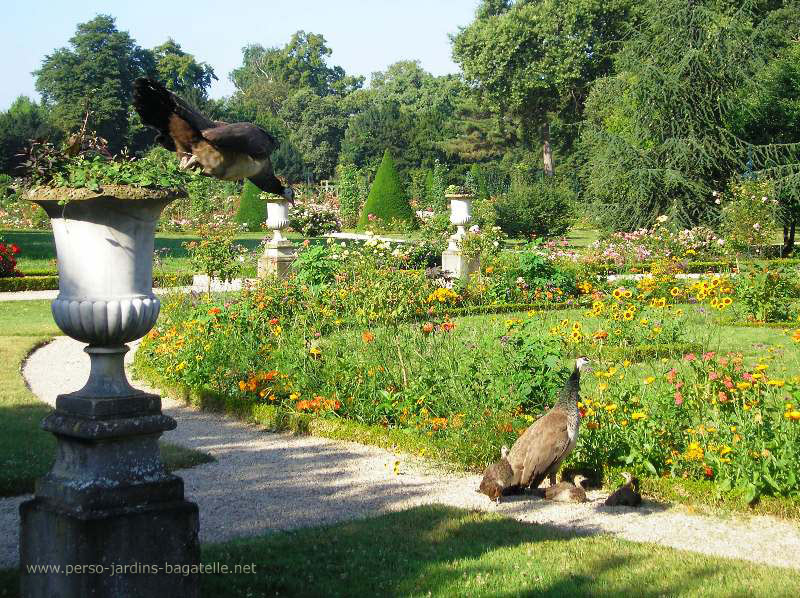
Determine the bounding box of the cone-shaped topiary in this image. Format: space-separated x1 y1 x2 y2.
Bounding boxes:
235 180 265 232
358 149 413 229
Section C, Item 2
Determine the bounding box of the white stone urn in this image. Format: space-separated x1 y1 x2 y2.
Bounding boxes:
20 185 200 598
442 192 477 278
266 197 291 242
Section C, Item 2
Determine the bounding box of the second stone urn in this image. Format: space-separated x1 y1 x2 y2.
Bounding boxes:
442 192 478 278
19 185 199 598
258 194 296 278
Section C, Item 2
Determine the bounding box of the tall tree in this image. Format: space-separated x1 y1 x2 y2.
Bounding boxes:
580 0 794 230
34 15 153 151
452 0 633 174
151 39 216 106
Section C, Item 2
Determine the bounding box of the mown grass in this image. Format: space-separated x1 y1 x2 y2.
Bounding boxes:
2 505 798 597
0 301 213 497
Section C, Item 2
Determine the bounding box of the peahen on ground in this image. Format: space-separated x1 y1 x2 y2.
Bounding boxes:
477 357 591 501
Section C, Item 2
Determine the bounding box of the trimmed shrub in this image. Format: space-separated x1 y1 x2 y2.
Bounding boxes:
494 175 575 238
358 150 414 229
234 180 265 232
336 163 364 228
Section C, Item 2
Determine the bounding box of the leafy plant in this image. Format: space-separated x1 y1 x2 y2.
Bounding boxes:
735 265 800 322
289 204 341 237
183 228 247 294
358 150 414 230
494 175 575 238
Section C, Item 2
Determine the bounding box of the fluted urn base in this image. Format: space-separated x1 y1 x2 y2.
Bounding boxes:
258 239 296 279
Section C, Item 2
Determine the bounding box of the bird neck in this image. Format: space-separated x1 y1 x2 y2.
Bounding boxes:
556 368 580 413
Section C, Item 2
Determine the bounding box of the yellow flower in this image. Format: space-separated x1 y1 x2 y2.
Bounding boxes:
644 376 655 384
631 411 647 421
766 379 785 387
755 364 768 371
719 446 733 456
605 403 618 412
620 419 628 427
736 382 752 390
309 346 322 357
598 382 608 392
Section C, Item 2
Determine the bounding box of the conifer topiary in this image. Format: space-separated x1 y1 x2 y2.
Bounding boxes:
358 150 413 229
235 180 265 232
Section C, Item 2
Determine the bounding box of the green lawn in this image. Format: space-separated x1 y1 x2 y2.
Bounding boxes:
2 229 315 276
1 505 797 597
0 301 213 497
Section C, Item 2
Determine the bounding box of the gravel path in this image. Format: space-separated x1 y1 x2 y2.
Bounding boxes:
1 337 799 571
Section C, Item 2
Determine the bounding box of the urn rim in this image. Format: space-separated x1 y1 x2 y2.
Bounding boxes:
25 184 187 204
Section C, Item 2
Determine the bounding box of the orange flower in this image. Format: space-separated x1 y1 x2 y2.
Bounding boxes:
208 307 221 315
269 318 279 325
441 321 455 332
431 417 448 431
422 322 434 335
362 330 375 343
296 400 311 411
592 330 609 340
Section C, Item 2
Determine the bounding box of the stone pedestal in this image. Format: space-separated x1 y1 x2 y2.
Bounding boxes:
258 199 296 278
21 187 199 598
258 240 296 278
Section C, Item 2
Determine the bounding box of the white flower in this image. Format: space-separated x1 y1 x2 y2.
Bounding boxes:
714 198 721 205
762 196 768 202
656 215 669 223
469 225 480 233
493 241 499 247
341 242 346 247
753 223 761 230
717 238 725 245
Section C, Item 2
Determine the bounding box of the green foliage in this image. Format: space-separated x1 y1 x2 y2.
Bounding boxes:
290 244 339 287
33 145 192 190
427 159 447 212
735 265 800 322
183 228 247 294
235 181 265 232
334 163 364 229
580 0 789 229
0 97 56 175
719 179 779 254
358 150 413 229
34 15 153 151
494 175 575 238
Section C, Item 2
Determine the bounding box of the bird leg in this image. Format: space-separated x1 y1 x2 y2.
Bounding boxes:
179 154 199 170
549 472 557 487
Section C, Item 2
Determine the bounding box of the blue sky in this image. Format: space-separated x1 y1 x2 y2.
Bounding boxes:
1 0 479 110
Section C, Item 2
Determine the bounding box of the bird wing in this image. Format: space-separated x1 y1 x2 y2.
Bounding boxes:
514 411 570 488
200 123 277 159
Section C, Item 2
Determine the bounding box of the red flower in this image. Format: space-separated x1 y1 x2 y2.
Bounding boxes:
9 244 20 255
683 353 696 362
718 391 729 403
674 392 683 406
269 318 279 325
704 466 713 478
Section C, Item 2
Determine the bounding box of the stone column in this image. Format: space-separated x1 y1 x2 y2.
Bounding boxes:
258 198 296 279
20 186 199 598
442 193 478 278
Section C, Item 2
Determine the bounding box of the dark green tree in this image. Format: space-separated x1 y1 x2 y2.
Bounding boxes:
580 0 793 230
34 15 154 151
340 101 413 172
0 96 56 174
151 39 216 105
358 150 413 229
235 180 265 232
452 0 633 174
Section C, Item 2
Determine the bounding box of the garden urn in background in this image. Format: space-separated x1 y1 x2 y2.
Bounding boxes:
19 185 199 598
258 192 296 279
442 187 478 278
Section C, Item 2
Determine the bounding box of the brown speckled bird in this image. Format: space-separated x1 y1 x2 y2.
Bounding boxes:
505 357 590 491
478 446 514 503
532 474 589 502
604 472 642 507
132 77 293 200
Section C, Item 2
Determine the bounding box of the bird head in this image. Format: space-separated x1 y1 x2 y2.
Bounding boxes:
573 474 589 489
500 445 509 460
621 471 634 485
575 356 591 374
283 186 296 206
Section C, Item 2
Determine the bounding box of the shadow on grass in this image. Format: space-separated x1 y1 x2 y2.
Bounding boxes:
195 504 786 598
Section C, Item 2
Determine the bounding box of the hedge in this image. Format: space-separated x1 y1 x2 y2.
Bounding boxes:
358 150 413 229
234 180 266 232
0 273 194 292
584 257 800 276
